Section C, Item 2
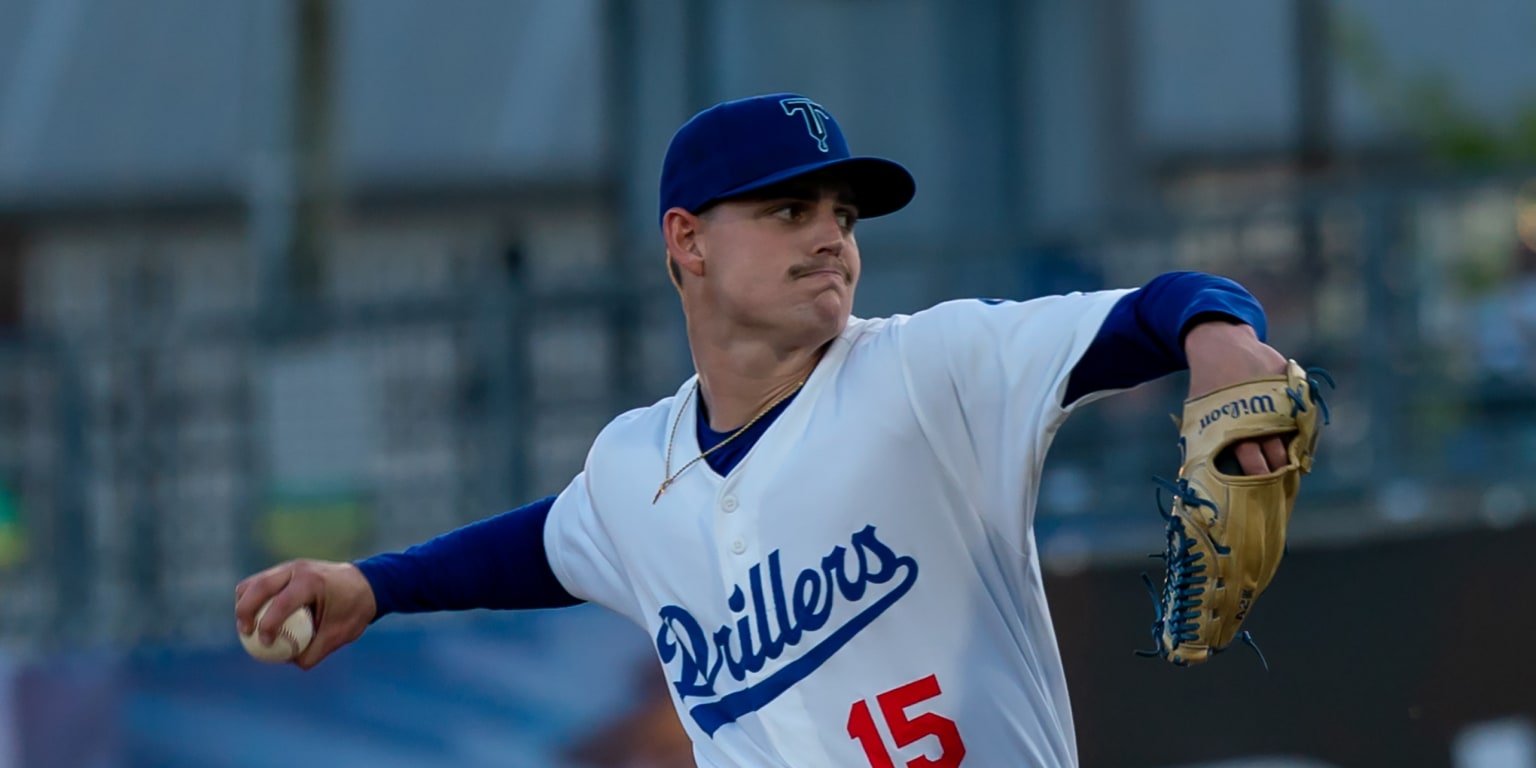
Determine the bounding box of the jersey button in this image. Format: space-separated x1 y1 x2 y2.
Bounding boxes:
721 495 738 513
731 539 746 555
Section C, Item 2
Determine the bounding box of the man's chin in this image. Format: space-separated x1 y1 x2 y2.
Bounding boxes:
814 298 854 333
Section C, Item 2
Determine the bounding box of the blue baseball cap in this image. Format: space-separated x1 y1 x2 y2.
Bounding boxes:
658 93 916 226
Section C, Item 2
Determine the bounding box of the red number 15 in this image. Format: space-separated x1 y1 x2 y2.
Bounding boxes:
846 674 967 768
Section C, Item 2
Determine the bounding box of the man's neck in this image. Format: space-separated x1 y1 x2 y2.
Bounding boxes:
691 339 831 432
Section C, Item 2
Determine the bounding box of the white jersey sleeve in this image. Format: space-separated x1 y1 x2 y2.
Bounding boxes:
894 291 1132 546
543 451 645 624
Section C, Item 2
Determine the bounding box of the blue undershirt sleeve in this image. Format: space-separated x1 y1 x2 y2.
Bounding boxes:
354 495 583 618
1062 271 1267 407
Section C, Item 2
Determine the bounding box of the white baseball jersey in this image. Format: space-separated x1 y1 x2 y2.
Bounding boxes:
545 290 1130 767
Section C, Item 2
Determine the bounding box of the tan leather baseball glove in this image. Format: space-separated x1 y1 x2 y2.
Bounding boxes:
1138 359 1333 667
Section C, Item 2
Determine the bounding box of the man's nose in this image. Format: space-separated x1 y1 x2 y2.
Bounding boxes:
811 212 846 256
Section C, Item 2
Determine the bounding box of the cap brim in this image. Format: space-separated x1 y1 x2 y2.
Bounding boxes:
702 156 915 219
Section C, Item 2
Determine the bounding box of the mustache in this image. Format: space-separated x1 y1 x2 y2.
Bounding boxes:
788 261 851 281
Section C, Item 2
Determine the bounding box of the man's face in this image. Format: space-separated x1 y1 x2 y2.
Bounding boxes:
691 177 861 342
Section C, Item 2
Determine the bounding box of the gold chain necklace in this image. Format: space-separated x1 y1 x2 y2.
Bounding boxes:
653 377 808 504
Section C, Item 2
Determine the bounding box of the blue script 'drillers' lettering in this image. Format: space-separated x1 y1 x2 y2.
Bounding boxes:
654 524 919 735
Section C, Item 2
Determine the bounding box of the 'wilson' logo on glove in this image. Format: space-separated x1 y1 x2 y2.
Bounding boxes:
1198 394 1277 432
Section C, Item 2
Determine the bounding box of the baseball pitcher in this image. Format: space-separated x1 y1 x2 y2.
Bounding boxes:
236 93 1329 767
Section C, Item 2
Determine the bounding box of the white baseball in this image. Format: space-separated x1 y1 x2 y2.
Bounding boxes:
240 600 315 663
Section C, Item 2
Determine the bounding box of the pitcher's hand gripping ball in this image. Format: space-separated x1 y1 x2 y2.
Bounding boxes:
1139 359 1333 666
240 600 315 663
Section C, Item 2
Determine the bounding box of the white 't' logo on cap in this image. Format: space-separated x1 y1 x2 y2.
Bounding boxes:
780 98 832 153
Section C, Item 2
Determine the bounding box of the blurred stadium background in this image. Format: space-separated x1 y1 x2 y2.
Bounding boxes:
0 0 1533 766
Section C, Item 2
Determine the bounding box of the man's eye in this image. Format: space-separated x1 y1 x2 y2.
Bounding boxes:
837 211 856 229
772 205 801 221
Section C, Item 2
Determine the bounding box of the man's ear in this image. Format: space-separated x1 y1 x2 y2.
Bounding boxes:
662 208 707 279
